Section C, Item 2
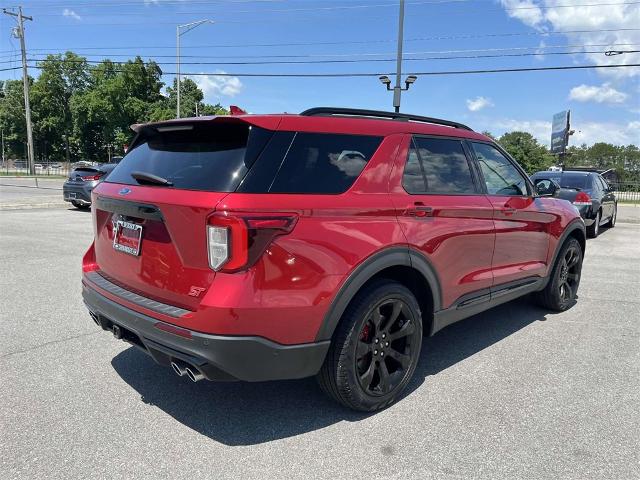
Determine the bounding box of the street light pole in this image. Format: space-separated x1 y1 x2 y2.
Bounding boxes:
393 0 405 113
378 1 416 112
176 19 214 119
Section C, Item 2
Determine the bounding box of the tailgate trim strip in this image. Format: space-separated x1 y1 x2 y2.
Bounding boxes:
95 196 163 221
85 271 190 318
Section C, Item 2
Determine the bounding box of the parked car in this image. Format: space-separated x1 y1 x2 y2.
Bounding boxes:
63 163 118 209
531 170 617 238
81 107 586 411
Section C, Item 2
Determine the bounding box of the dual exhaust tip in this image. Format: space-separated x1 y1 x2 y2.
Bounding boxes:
170 360 204 383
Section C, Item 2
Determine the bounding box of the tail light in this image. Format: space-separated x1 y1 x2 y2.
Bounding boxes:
573 191 592 206
81 173 104 181
207 213 298 272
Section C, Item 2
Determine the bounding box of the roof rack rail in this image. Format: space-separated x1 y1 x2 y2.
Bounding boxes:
300 107 473 131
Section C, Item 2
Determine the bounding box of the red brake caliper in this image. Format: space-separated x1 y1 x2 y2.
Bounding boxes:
360 324 371 341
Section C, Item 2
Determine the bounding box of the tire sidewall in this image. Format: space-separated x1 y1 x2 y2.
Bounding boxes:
548 238 583 311
339 282 423 411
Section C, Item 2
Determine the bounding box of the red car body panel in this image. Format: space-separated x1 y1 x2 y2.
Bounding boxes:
84 112 584 353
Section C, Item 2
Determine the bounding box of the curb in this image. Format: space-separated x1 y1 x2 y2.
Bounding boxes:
0 202 70 211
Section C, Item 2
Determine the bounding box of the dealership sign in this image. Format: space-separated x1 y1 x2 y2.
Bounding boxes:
551 110 570 155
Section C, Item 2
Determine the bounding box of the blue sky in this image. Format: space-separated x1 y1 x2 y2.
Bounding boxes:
1 0 639 146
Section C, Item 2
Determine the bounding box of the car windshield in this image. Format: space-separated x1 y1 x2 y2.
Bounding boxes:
534 172 590 190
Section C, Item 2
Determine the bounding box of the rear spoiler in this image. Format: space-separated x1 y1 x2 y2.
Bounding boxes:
129 114 280 134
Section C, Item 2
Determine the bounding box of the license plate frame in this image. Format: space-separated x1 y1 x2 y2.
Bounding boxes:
66 192 77 200
113 220 143 256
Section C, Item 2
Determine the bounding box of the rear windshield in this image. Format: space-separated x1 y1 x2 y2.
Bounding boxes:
106 122 271 192
533 172 590 190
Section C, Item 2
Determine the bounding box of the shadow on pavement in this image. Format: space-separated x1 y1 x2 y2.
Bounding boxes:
111 297 552 446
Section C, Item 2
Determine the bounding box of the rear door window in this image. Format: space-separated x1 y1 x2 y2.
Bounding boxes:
106 122 272 192
403 137 476 194
266 132 381 194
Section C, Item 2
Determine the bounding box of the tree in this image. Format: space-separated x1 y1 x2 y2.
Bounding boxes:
71 57 165 159
0 79 29 159
497 131 555 174
30 52 90 161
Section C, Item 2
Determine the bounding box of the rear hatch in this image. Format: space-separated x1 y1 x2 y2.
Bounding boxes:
67 167 105 184
91 118 276 311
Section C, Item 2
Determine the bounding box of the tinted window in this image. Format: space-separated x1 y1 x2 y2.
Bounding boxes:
402 146 426 193
532 172 589 190
106 123 272 192
267 132 381 194
598 176 609 191
403 138 475 194
472 143 528 196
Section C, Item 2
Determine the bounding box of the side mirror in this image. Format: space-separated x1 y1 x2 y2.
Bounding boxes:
534 179 560 197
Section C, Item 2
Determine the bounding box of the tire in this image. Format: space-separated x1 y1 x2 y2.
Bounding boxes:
586 210 600 238
605 204 616 228
534 237 583 312
317 279 423 411
72 201 90 210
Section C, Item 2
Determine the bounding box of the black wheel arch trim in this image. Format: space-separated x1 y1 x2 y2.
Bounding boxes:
541 219 586 290
315 246 442 342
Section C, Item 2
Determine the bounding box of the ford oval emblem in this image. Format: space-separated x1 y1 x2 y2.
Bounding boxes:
119 187 131 195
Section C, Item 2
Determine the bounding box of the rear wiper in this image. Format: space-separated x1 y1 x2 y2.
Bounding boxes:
131 171 173 186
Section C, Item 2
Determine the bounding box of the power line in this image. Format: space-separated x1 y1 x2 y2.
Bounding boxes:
30 0 640 15
2 28 636 55
14 43 640 62
25 2 640 26
22 49 640 66
8 62 637 77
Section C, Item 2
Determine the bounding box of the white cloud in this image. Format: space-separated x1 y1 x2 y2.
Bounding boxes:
499 0 640 79
466 96 494 112
569 83 628 104
571 121 640 146
499 0 545 29
187 72 243 101
62 9 82 21
493 119 553 144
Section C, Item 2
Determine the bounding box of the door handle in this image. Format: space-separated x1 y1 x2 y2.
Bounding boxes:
501 207 517 215
404 205 433 218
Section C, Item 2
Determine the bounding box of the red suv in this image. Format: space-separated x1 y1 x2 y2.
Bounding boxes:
82 108 585 411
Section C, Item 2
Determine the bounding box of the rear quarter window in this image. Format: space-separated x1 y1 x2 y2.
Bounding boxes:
268 132 381 194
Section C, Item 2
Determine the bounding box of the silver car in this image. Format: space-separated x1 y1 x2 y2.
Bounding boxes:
63 163 119 209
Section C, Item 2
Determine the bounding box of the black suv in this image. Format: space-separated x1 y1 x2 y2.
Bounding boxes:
531 170 617 238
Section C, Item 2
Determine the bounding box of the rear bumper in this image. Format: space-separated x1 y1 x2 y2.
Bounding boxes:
63 182 95 204
82 284 330 382
575 204 596 224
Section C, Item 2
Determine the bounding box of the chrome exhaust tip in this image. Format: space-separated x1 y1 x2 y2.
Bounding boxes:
112 325 122 339
185 366 205 383
170 361 187 377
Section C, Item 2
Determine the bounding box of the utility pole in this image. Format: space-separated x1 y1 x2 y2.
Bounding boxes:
176 19 213 118
3 7 35 175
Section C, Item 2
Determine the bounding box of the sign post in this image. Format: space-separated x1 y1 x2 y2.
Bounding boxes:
551 110 571 168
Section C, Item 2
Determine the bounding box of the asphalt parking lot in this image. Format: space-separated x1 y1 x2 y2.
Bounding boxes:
1 207 639 480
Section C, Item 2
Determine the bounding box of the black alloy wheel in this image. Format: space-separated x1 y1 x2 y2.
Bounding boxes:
356 298 419 396
317 279 423 411
534 237 583 312
556 244 581 307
